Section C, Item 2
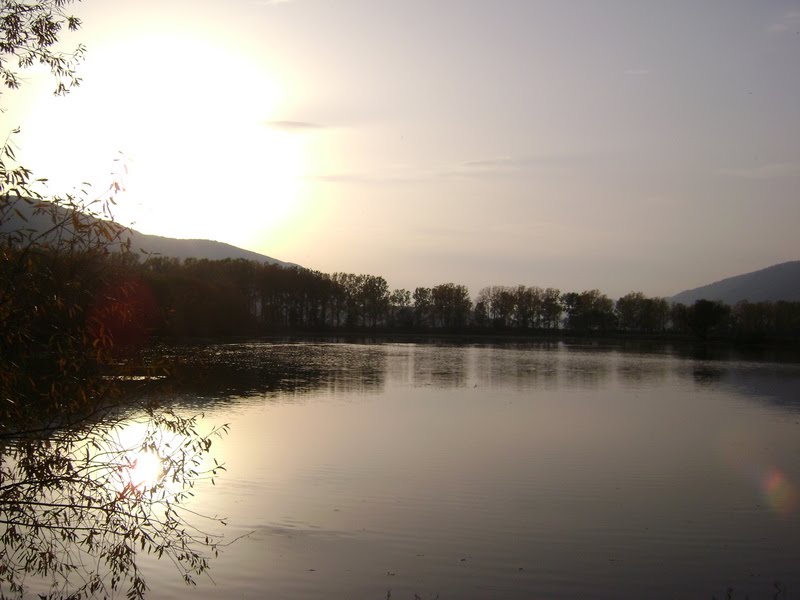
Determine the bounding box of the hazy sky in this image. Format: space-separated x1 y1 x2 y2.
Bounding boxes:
7 0 800 297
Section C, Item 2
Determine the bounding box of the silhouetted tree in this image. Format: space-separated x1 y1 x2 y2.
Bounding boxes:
540 287 563 330
510 286 531 329
328 272 349 327
685 299 730 340
774 301 800 338
473 298 489 328
561 289 616 333
413 286 433 329
389 288 412 328
1 3 228 596
431 283 472 329
480 285 515 328
361 274 390 327
616 292 670 333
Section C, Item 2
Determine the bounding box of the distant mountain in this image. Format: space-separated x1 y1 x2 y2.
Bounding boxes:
126 230 295 267
671 261 800 305
0 199 295 268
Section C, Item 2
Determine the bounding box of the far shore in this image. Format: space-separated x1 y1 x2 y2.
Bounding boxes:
147 329 800 355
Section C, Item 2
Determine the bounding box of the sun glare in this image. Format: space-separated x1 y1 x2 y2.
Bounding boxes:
123 450 164 493
109 422 170 496
16 32 309 248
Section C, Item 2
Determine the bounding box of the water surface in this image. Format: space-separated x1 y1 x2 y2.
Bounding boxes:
141 341 800 599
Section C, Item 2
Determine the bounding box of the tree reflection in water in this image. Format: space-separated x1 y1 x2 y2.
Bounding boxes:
0 410 229 599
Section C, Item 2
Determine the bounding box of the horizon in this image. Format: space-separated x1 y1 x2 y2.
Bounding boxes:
123 218 799 301
4 0 799 298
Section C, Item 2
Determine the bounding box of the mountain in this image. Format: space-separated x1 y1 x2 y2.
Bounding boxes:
671 261 800 305
1 199 295 268
126 230 295 267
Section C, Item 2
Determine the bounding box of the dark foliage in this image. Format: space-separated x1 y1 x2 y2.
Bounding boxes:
81 256 800 342
1 2 229 598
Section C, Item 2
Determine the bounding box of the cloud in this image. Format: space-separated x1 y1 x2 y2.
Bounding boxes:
719 163 800 180
623 68 651 76
433 156 533 179
768 11 800 33
461 157 531 169
265 120 325 131
305 170 426 185
306 154 589 185
453 153 592 176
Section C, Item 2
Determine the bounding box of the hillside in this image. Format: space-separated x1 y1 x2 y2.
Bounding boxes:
126 230 295 267
671 261 800 305
1 199 295 268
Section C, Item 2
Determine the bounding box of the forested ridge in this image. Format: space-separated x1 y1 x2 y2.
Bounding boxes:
36 250 799 343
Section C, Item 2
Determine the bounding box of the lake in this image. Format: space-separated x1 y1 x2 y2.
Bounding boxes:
137 340 800 599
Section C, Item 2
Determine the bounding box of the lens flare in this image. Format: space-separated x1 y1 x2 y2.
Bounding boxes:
716 425 799 518
761 468 799 517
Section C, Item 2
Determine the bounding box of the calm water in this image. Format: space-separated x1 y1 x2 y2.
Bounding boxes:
139 340 800 599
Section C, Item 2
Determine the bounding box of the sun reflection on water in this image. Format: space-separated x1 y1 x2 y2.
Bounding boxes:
120 450 165 495
105 421 186 499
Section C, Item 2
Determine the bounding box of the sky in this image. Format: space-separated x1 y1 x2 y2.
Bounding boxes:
5 0 800 298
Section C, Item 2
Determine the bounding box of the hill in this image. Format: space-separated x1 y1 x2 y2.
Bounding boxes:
126 230 295 267
1 198 295 268
671 261 800 305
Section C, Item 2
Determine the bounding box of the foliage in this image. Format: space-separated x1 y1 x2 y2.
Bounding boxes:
0 0 85 97
110 255 800 340
388 288 412 329
729 300 800 340
0 0 126 431
474 285 562 331
430 283 471 329
0 411 229 599
0 198 133 424
561 289 616 333
615 292 669 333
682 299 731 340
412 287 432 329
1 2 230 598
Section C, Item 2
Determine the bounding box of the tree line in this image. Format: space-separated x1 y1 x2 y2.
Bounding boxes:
82 254 800 342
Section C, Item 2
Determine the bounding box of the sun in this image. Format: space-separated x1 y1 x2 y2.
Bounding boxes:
14 31 308 248
122 449 165 493
105 422 170 497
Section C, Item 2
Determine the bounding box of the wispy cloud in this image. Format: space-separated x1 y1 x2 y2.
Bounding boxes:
719 163 800 180
623 68 651 77
453 154 591 176
307 154 588 185
461 157 532 169
768 11 800 33
265 120 325 131
305 169 426 185
434 156 533 179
